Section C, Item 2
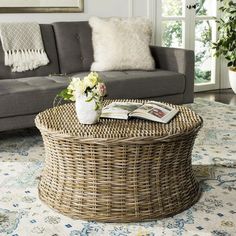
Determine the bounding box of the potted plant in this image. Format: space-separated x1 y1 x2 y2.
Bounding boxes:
58 72 107 124
212 0 236 93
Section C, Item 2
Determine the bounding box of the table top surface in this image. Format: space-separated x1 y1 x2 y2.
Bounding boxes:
35 99 202 140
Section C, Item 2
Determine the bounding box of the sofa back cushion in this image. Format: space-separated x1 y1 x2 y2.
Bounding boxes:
89 17 155 72
53 21 94 74
0 24 60 80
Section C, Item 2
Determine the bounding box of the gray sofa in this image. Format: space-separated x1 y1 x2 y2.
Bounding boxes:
0 21 194 132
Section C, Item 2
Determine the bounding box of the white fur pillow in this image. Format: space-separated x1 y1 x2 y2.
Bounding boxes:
89 17 155 71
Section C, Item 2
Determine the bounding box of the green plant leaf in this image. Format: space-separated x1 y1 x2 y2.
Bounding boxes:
212 0 236 65
57 89 73 101
85 96 94 102
228 61 233 67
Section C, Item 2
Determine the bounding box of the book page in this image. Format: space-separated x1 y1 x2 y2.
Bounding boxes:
130 101 178 123
147 101 172 112
101 102 142 119
131 103 167 117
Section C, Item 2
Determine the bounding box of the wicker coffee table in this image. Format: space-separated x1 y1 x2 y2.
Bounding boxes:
35 99 203 222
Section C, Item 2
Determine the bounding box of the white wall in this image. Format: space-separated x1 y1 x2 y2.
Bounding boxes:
0 0 157 45
0 0 153 23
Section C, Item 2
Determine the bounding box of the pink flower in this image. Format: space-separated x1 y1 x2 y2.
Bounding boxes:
97 83 107 97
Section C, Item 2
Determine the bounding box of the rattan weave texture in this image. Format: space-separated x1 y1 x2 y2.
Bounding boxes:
35 100 203 222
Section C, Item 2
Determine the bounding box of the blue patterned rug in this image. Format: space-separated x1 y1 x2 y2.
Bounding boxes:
0 98 235 236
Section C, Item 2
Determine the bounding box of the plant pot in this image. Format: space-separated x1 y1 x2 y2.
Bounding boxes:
229 68 236 94
75 94 102 125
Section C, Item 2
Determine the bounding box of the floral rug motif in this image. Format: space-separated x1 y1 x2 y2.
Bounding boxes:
0 98 235 236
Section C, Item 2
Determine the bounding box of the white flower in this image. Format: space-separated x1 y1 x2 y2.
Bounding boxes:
68 77 87 94
58 72 106 105
84 72 100 88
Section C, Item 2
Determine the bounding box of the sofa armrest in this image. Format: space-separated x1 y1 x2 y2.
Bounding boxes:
150 45 194 104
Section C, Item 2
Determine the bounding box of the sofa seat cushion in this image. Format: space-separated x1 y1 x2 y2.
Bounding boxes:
0 76 69 118
73 70 185 99
0 69 185 118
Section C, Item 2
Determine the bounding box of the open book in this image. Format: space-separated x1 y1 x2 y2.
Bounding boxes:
101 101 179 123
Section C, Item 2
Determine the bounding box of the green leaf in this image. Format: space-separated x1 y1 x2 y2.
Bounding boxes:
212 0 236 65
228 61 233 67
58 89 68 98
95 103 100 111
85 96 94 102
57 89 73 101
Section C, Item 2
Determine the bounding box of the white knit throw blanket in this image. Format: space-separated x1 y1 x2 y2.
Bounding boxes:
0 22 49 72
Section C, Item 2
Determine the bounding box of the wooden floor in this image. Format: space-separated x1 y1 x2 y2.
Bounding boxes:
194 89 236 106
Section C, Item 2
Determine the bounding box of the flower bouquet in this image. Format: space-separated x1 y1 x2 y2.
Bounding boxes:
58 72 107 124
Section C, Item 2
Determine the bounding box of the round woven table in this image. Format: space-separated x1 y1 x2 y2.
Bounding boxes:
35 99 203 223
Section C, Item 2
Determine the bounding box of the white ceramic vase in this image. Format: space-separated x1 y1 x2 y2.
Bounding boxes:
75 94 102 124
229 68 236 94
